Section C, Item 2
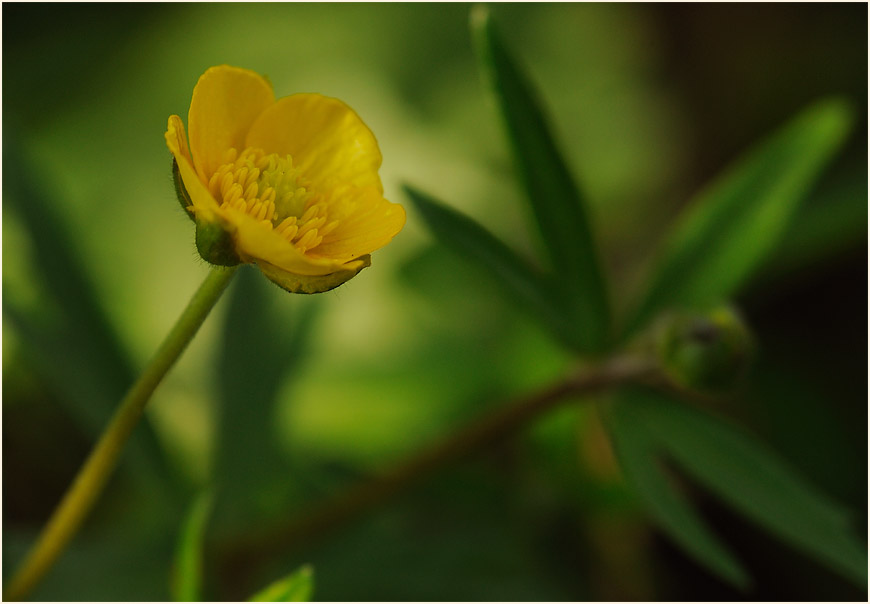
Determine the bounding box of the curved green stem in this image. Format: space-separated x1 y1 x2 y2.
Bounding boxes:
5 266 239 602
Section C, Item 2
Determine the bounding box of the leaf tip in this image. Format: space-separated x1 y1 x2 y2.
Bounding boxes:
400 182 419 200
803 96 855 148
402 184 444 221
469 3 497 68
469 3 491 34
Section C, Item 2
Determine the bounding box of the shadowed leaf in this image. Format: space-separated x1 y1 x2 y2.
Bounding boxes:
608 388 867 589
605 393 751 589
212 265 318 536
2 137 175 493
629 389 868 587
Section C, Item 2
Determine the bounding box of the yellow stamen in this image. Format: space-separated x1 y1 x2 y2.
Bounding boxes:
209 147 337 254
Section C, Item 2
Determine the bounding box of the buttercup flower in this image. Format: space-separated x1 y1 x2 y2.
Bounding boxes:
166 65 405 293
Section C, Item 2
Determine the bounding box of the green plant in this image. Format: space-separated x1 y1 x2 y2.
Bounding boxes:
405 6 864 591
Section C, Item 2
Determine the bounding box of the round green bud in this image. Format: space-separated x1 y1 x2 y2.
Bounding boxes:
656 306 754 392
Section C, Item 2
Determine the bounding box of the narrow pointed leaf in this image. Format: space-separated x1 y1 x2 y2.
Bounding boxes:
758 170 868 280
630 390 868 588
404 184 573 347
249 565 314 602
171 493 213 602
606 393 751 589
470 6 610 352
626 99 853 337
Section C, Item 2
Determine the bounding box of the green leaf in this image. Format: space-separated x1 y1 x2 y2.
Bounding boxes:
625 99 854 338
2 137 176 495
248 565 314 602
758 166 867 280
212 266 317 536
470 6 611 352
605 394 751 589
404 185 574 347
171 493 213 602
628 389 868 588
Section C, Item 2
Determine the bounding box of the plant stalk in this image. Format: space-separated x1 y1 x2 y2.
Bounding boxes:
218 354 657 597
5 266 239 602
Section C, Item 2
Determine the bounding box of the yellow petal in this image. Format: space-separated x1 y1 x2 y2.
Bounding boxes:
257 255 370 294
165 115 219 219
312 186 406 259
188 65 274 180
221 205 354 276
244 93 383 193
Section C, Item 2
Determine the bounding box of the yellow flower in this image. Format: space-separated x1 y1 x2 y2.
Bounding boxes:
166 65 405 293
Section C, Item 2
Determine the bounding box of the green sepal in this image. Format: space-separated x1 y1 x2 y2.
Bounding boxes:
195 219 241 267
258 255 371 294
172 159 195 222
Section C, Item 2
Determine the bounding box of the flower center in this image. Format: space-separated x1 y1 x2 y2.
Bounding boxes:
207 147 338 254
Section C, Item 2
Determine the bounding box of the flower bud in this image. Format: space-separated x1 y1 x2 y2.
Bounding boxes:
655 306 754 392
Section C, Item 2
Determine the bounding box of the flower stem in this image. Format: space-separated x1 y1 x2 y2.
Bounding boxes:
5 266 239 602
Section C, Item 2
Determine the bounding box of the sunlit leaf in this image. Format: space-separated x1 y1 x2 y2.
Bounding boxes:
605 393 751 589
248 565 314 602
171 493 213 602
470 6 611 352
404 185 574 347
627 389 868 588
624 99 853 338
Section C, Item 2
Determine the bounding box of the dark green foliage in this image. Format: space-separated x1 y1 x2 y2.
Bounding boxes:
3 139 175 495
212 266 317 537
3 3 865 601
469 6 611 353
607 389 867 589
605 391 751 590
413 8 861 597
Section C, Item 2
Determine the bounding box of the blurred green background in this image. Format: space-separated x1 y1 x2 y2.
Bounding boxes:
3 3 866 601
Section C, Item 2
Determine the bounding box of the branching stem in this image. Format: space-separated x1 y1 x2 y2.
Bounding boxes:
218 354 657 597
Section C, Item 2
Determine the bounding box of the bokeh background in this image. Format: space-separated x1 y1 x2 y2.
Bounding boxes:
3 3 867 601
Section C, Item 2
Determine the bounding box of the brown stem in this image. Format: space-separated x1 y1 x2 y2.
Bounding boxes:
216 355 657 597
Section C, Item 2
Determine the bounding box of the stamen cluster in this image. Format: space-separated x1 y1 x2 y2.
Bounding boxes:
207 147 338 254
